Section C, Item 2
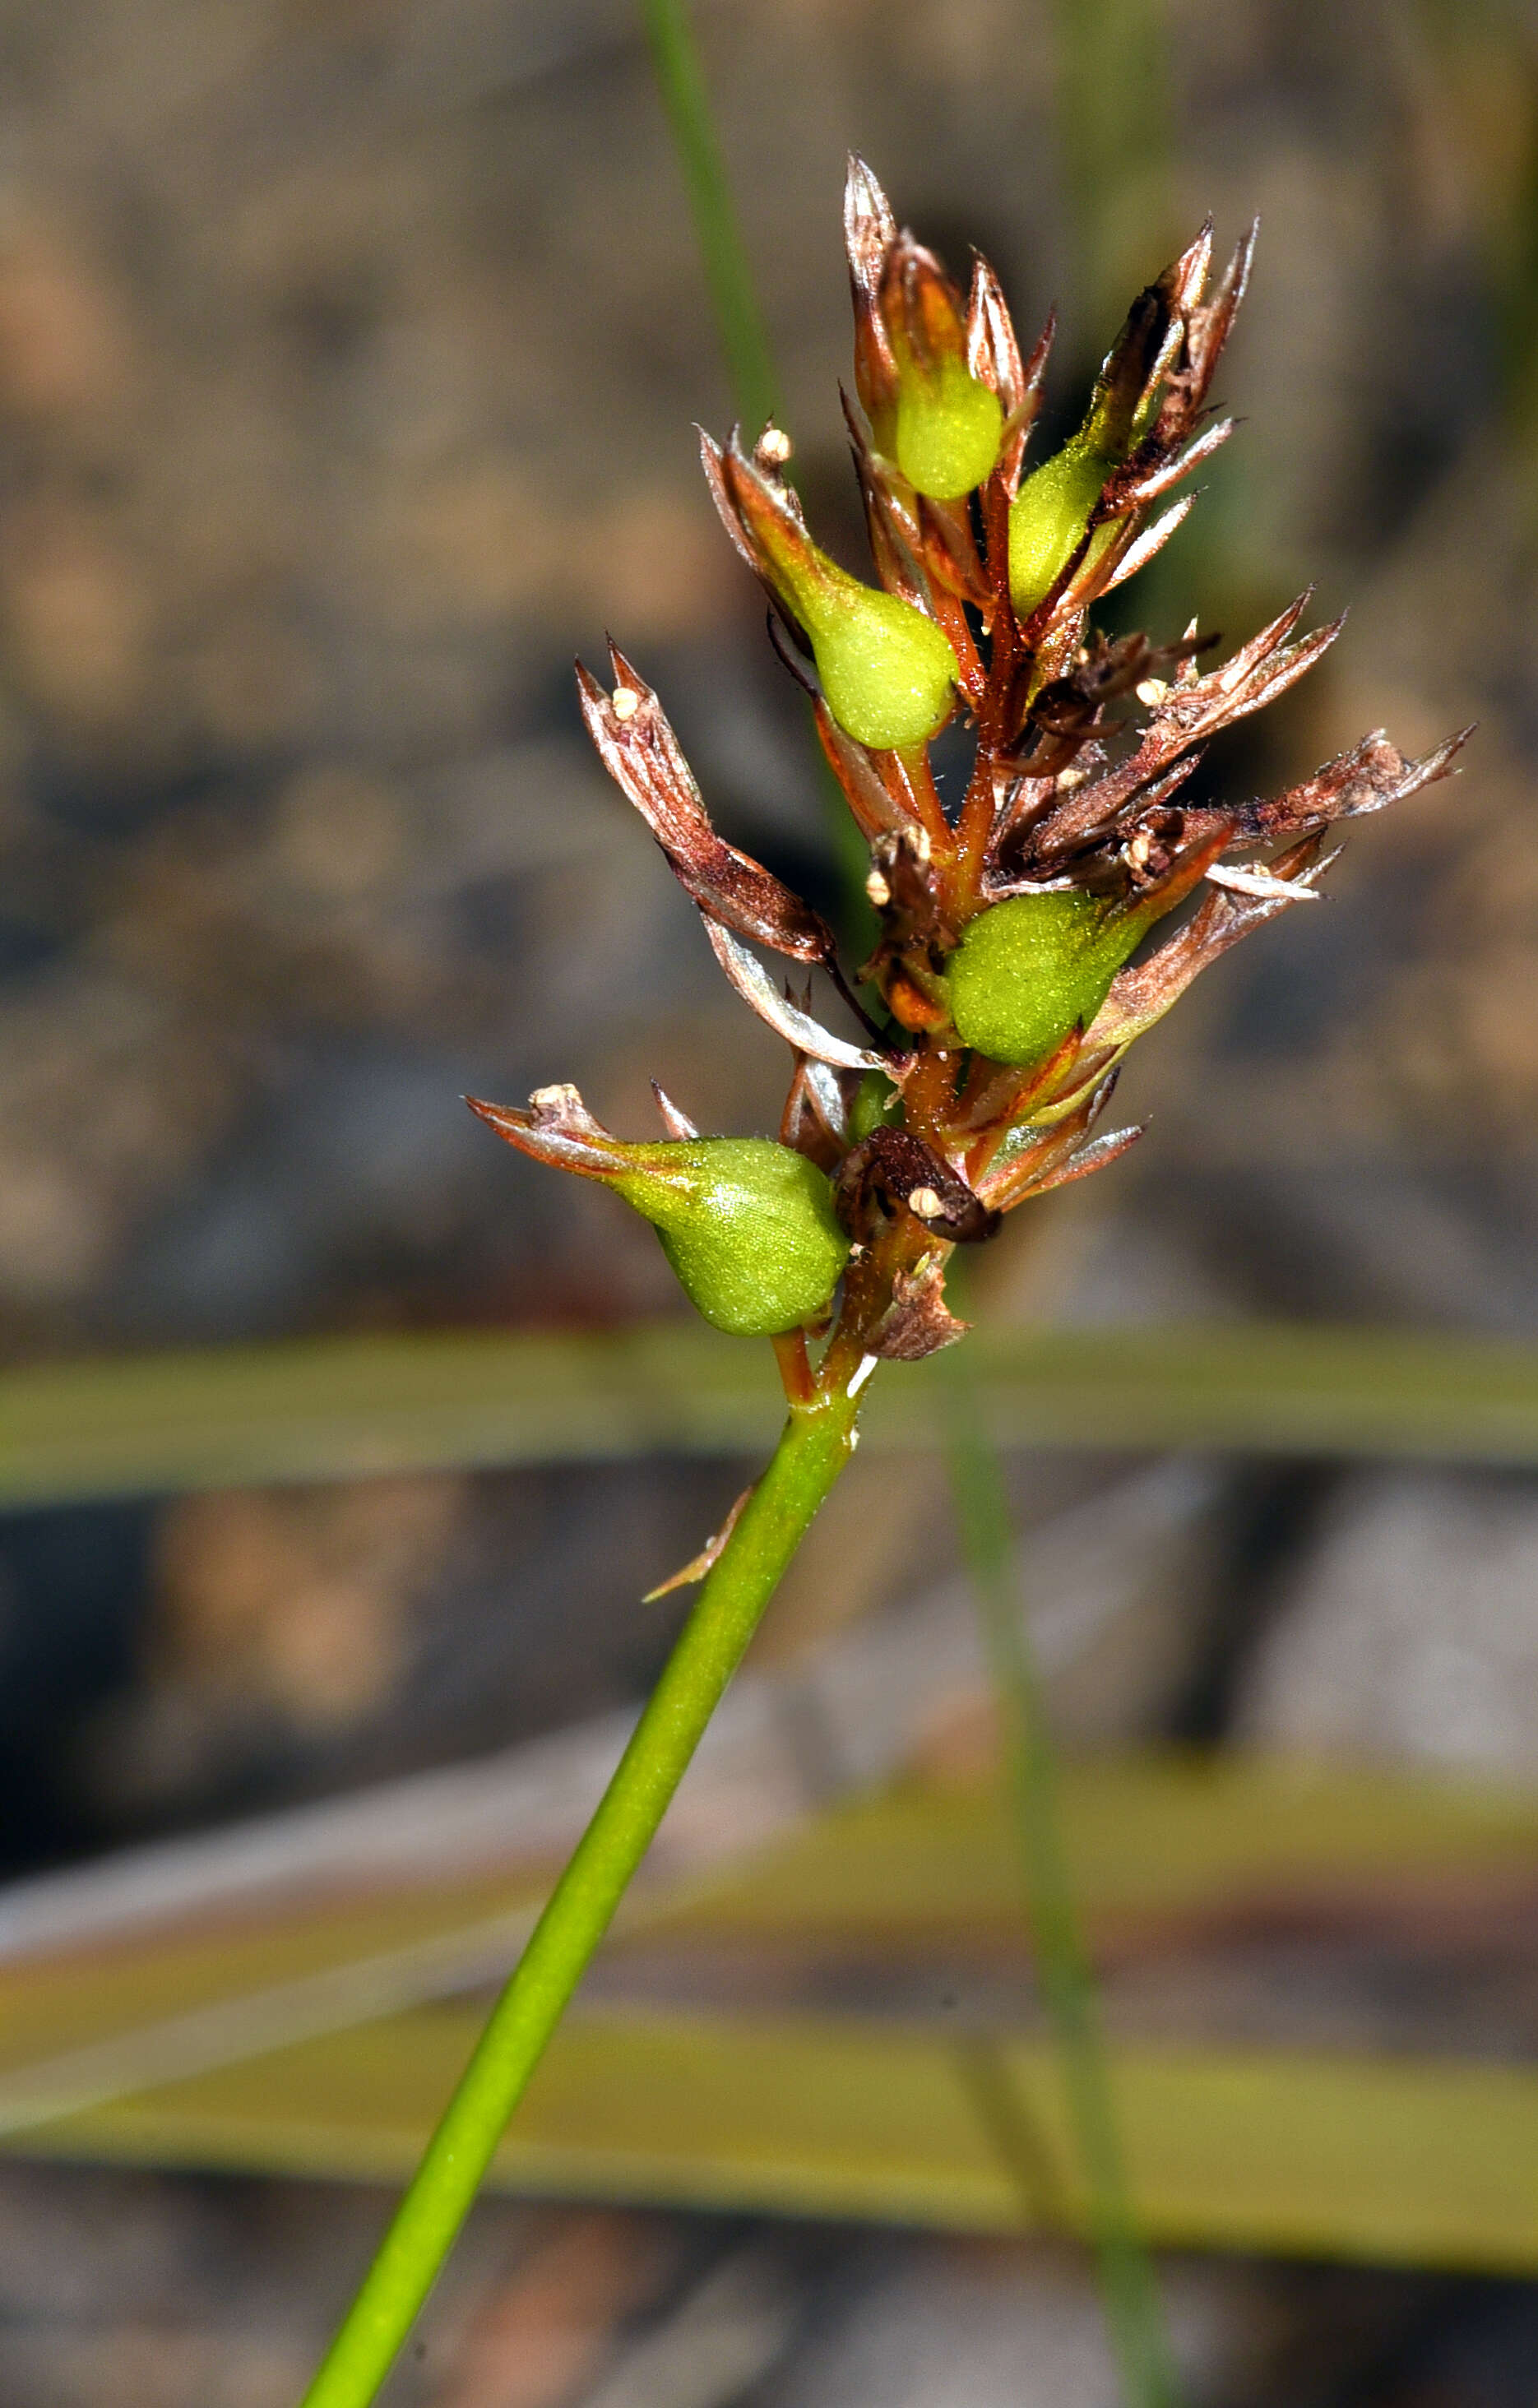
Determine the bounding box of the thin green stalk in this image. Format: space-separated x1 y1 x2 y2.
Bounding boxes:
299 1381 859 2408
942 1333 1182 2408
639 0 780 434
640 26 1174 2383
1053 0 1175 342
637 0 873 947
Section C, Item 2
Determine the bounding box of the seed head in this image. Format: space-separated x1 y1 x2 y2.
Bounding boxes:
474 164 1471 1372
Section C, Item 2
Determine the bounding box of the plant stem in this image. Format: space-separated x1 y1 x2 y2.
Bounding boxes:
299 1378 861 2408
941 1339 1183 2408
637 0 874 948
639 0 780 435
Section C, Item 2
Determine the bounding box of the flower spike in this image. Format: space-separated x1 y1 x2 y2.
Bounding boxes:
475 169 1471 1369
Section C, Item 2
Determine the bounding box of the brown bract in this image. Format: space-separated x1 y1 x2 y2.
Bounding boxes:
577 641 834 966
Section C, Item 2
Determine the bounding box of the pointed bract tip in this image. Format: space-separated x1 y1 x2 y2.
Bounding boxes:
845 154 895 229
465 1093 526 1138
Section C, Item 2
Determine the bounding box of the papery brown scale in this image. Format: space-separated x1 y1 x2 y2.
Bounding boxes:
985 767 1070 863
1099 497 1195 595
813 702 917 842
885 744 952 855
697 427 762 577
999 310 1057 489
1020 1120 1144 1202
1109 415 1235 511
466 1091 630 1179
917 493 992 614
966 256 1026 414
844 155 901 433
651 1081 699 1141
972 1071 1133 1211
867 1253 970 1360
1163 217 1216 319
990 754 1203 887
577 649 834 965
842 397 933 609
834 1127 998 1246
780 1055 852 1171
957 1020 1086 1144
1026 628 1215 743
1086 832 1331 1052
1153 224 1256 446
1016 503 1146 657
881 237 968 377
915 544 988 689
1020 600 1339 845
865 827 947 950
702 918 890 1074
1234 725 1473 838
700 427 815 581
1087 278 1179 457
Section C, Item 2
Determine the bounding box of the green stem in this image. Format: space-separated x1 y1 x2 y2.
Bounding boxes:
638 0 780 434
637 0 873 954
299 1380 859 2408
941 1341 1182 2408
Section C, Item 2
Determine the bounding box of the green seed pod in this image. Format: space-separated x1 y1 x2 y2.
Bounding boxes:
705 431 959 750
797 572 959 750
895 357 1003 501
1007 441 1119 620
944 889 1143 1067
614 1138 850 1336
847 1066 906 1143
1006 274 1178 619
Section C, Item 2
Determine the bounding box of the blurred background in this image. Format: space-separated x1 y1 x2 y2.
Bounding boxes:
3 0 1538 2399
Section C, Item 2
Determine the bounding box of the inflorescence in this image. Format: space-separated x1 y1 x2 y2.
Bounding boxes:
470 160 1468 1382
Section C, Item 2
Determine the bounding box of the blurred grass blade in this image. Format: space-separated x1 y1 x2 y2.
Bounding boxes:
943 1331 1180 2408
1054 0 1176 337
639 0 779 433
18 2001 1538 2277
7 1322 1538 1507
7 1755 1538 2267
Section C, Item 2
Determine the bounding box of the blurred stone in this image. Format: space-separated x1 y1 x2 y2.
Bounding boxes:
1238 1470 1538 1775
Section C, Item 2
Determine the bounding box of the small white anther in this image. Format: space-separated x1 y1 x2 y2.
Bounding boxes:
1057 766 1087 789
1205 862 1320 902
865 867 892 908
530 1081 580 1113
611 686 640 722
910 825 933 865
756 425 794 468
1134 677 1170 706
908 1184 944 1220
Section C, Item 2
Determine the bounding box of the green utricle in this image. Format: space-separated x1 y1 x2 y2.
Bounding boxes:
615 1139 850 1336
894 361 1003 502
944 889 1140 1067
1007 441 1119 618
803 581 959 750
